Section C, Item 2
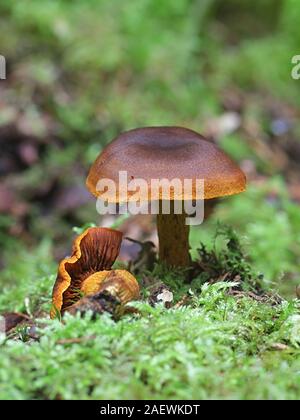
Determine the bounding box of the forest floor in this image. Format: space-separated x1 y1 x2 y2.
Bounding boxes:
1 226 300 399
1 0 300 399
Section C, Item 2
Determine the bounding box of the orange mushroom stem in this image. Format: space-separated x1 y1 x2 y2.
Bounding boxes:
157 201 190 267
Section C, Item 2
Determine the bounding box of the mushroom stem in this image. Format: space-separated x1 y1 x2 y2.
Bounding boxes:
157 202 191 267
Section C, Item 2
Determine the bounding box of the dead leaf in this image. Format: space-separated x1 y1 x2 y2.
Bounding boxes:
270 343 289 351
0 312 31 333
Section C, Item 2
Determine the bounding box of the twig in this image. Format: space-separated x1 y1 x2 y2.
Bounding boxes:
56 335 97 345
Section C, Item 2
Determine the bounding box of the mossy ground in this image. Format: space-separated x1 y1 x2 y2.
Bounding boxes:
1 0 300 400
1 227 300 400
1 285 300 400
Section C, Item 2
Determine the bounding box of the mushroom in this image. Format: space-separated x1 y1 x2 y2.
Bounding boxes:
50 227 139 318
86 127 246 268
66 270 140 318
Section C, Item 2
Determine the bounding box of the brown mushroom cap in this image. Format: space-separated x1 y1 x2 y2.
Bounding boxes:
86 126 246 201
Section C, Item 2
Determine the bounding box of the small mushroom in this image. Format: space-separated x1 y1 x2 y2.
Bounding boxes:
50 227 139 318
79 269 140 304
66 270 140 318
86 127 246 268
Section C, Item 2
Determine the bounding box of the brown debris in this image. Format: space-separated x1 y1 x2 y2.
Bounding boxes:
141 276 174 308
66 290 122 319
126 237 157 274
0 312 31 333
228 289 283 305
56 335 97 345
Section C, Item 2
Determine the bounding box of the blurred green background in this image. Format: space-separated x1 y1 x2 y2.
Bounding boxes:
0 0 300 301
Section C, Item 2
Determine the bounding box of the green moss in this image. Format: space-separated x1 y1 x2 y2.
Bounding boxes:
1 0 300 400
1 284 300 400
